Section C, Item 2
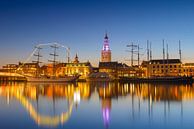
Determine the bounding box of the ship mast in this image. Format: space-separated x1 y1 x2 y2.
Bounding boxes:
179 40 182 62
126 42 138 66
32 46 42 77
48 44 59 77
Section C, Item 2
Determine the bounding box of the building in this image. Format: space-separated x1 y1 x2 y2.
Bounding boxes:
117 64 144 77
140 61 149 77
145 59 182 77
182 63 194 76
40 54 93 79
99 62 143 79
101 33 111 62
56 54 93 79
0 64 18 73
98 32 144 79
99 62 118 79
40 63 55 76
17 62 40 76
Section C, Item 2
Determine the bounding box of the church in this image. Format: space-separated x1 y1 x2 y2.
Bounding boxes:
99 33 143 79
101 33 112 62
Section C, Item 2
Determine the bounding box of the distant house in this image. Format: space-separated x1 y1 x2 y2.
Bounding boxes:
18 62 40 76
55 54 93 79
99 62 118 79
145 59 182 77
0 64 18 73
182 63 194 76
99 61 143 79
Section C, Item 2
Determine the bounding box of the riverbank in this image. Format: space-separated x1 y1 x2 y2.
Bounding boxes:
119 76 193 84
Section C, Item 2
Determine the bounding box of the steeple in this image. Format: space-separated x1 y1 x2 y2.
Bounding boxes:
73 53 79 63
101 32 111 62
104 32 108 39
102 32 110 51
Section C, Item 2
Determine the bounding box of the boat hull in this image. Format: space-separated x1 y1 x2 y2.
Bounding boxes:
26 76 79 82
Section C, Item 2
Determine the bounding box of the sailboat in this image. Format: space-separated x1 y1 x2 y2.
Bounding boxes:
26 44 79 82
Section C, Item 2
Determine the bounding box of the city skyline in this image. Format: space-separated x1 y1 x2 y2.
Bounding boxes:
1 0 194 67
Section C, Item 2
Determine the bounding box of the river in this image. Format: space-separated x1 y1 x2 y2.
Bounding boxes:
0 82 194 129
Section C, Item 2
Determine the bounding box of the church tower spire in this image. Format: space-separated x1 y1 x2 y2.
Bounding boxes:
101 32 111 62
73 53 79 63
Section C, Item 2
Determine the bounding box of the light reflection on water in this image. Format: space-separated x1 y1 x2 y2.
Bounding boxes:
0 82 194 129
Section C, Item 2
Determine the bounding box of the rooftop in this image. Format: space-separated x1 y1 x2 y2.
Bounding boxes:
150 59 181 64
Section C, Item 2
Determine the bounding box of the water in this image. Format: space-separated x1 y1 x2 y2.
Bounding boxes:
0 82 194 129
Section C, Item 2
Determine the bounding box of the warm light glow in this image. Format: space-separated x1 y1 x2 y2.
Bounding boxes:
102 108 110 127
74 90 81 104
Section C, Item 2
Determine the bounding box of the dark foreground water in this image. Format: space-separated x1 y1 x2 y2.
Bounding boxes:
0 82 194 129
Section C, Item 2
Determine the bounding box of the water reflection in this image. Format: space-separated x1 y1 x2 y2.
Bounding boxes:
0 82 194 129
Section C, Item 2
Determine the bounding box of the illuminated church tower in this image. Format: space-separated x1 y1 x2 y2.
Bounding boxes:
101 33 111 62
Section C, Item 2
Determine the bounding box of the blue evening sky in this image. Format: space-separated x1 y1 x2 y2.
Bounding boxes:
0 0 194 66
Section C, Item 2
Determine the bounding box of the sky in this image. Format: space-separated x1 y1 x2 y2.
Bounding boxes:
0 0 194 67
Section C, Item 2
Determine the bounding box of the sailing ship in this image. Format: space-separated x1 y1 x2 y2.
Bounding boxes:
25 44 79 82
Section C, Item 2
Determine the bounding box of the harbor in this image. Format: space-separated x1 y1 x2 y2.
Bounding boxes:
1 1 194 129
1 35 194 83
0 72 193 84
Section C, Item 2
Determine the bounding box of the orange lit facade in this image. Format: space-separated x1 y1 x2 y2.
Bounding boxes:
140 59 194 77
18 62 40 76
56 55 93 79
181 63 194 76
142 59 182 77
38 55 93 79
99 62 144 79
0 64 18 73
41 63 54 76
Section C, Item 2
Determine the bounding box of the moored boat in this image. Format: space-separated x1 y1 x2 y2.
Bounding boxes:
86 72 113 82
26 75 79 82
